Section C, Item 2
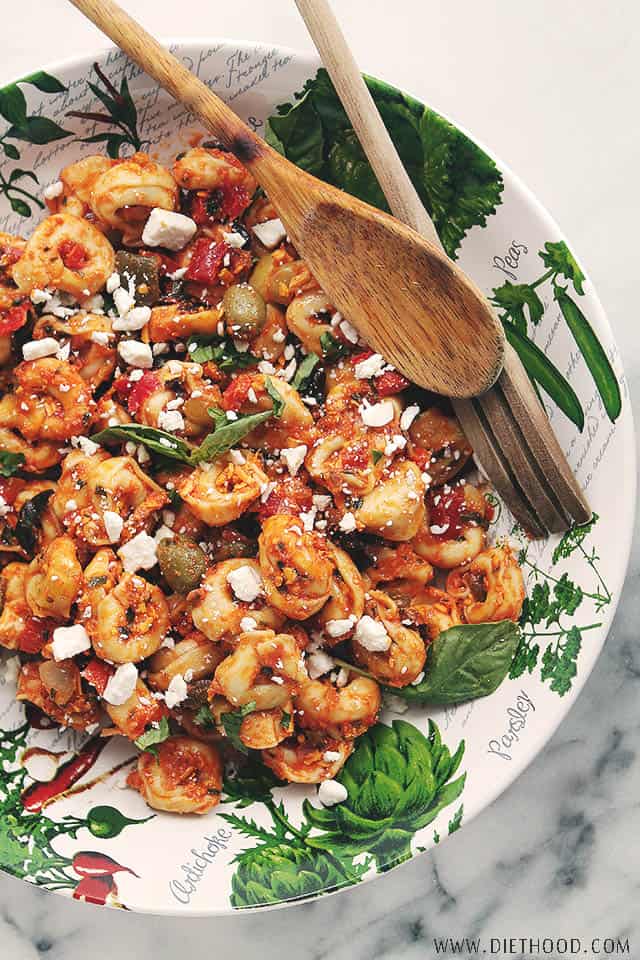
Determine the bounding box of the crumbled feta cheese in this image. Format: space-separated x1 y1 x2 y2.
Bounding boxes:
322 750 342 763
384 435 407 456
225 410 238 421
166 397 184 410
71 435 100 456
280 444 307 476
0 497 10 519
339 318 359 343
43 180 64 200
162 510 175 528
113 285 135 318
252 218 287 249
128 369 144 382
283 344 295 361
325 616 356 639
82 293 104 313
30 288 52 305
154 524 174 543
118 531 158 572
228 449 246 465
354 615 391 652
1 656 19 685
360 399 395 428
65 499 78 512
222 230 247 249
338 511 357 533
307 650 335 679
142 208 197 251
312 494 332 511
165 673 189 709
152 341 170 356
106 272 121 294
22 338 59 361
113 304 151 332
257 360 276 375
240 616 258 632
103 662 138 706
166 267 187 281
271 328 286 344
51 624 91 661
226 565 263 602
354 353 386 380
318 779 348 806
103 510 123 543
117 340 153 368
400 404 420 432
430 523 449 536
299 507 317 532
158 409 185 432
411 671 425 686
90 331 110 345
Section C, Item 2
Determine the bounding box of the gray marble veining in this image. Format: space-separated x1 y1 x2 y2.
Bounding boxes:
1 0 639 956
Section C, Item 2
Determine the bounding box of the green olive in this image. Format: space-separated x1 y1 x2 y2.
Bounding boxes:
156 536 207 594
223 283 266 338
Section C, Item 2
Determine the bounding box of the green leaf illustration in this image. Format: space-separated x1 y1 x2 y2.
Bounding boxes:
21 72 67 94
6 116 71 144
390 621 521 705
552 513 599 563
540 240 585 295
0 86 27 126
1 142 19 159
266 68 503 259
492 280 544 326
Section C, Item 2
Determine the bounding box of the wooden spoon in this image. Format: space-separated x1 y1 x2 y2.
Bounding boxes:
294 0 591 535
68 0 504 399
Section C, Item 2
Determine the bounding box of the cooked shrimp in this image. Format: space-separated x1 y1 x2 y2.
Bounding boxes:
447 545 525 623
147 631 225 691
173 146 256 197
351 590 426 687
16 659 99 730
33 313 115 390
48 155 115 217
295 675 381 739
413 483 488 569
259 513 335 619
190 558 284 643
211 629 307 709
262 735 353 784
89 153 178 245
177 453 267 527
0 359 93 443
25 535 82 620
12 213 115 297
88 572 170 663
127 735 223 814
406 586 462 640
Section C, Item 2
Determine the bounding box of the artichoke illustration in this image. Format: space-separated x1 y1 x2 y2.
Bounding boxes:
230 842 368 908
303 719 466 871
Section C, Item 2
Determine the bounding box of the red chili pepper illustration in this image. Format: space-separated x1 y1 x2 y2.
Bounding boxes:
21 738 106 813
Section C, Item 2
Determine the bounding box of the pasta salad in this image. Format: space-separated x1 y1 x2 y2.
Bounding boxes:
0 144 525 815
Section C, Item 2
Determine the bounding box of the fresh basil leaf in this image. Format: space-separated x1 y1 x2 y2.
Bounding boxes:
194 704 216 728
0 451 25 477
192 379 284 465
291 353 320 391
280 710 291 730
371 449 383 465
264 377 285 417
91 424 193 464
392 621 521 705
187 334 258 370
319 331 347 360
14 490 53 554
207 407 228 429
134 716 170 754
221 701 257 754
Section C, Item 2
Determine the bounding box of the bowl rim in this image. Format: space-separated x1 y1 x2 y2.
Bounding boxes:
0 36 636 916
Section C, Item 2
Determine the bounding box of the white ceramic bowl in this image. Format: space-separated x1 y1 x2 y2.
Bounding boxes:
0 40 634 915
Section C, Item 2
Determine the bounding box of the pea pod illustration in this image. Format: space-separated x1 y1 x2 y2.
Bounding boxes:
86 805 153 839
504 322 585 431
554 284 622 423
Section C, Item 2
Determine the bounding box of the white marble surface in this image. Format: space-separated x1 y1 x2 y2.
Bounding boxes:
1 0 639 954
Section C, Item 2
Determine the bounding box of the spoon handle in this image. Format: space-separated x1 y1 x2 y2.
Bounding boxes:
68 0 278 180
295 0 441 247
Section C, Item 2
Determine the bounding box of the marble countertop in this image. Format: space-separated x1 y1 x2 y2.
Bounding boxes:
1 0 639 955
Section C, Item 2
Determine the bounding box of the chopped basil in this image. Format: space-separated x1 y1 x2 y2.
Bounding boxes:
134 716 170 756
221 700 257 754
0 451 25 477
291 353 320 391
319 331 348 360
187 334 258 370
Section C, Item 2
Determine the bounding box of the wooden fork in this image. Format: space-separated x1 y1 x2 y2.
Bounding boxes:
295 0 591 538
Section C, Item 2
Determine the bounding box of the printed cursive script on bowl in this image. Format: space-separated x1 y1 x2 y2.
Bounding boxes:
169 827 233 904
487 690 535 760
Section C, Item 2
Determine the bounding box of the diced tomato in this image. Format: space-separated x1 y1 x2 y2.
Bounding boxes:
185 238 228 285
189 181 251 225
114 370 160 415
409 446 431 472
0 301 30 336
221 372 256 411
218 183 251 221
341 439 371 472
374 369 411 396
59 240 88 271
257 477 313 522
427 485 466 540
0 244 23 268
350 349 374 365
19 619 52 655
82 658 114 695
0 477 23 506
